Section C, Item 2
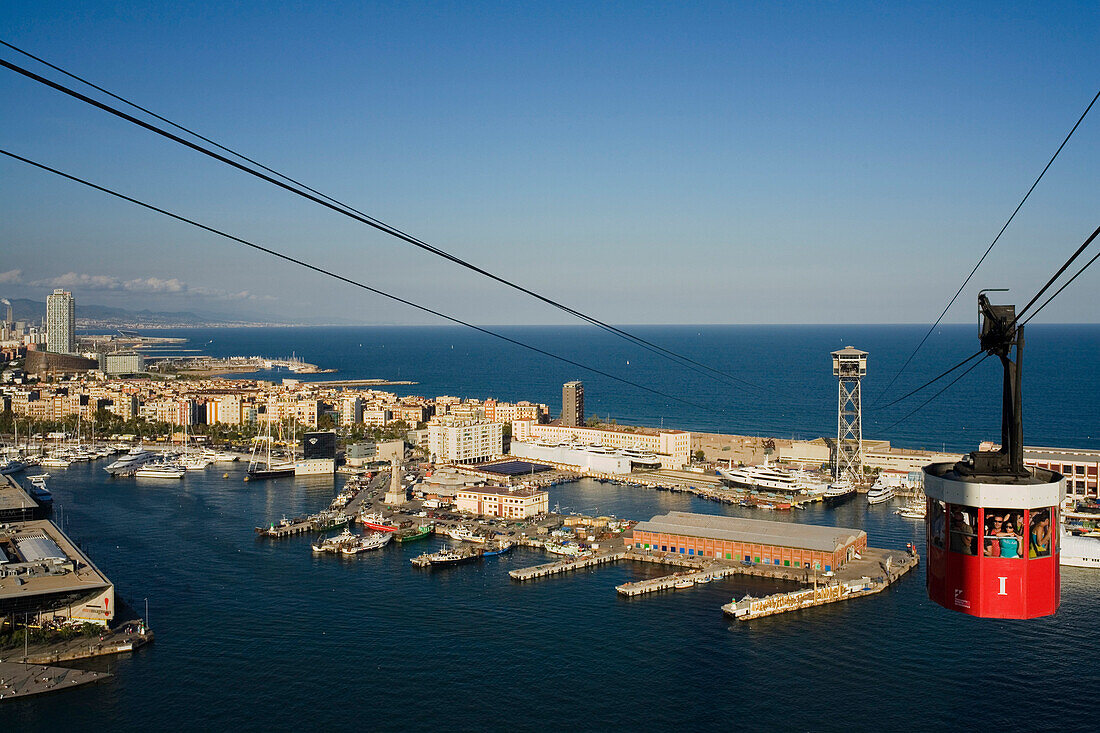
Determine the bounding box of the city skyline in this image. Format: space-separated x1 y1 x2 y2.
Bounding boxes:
2 2 1098 327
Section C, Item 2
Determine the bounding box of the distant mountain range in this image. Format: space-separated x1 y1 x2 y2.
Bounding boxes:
1 297 292 327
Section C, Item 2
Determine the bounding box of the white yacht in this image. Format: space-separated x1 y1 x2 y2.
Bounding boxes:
1060 530 1100 568
134 460 186 479
620 448 663 470
181 455 213 470
824 478 856 502
105 446 156 475
867 475 902 505
718 460 820 494
895 495 927 519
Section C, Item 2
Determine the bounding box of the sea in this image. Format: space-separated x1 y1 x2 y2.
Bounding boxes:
6 324 1099 731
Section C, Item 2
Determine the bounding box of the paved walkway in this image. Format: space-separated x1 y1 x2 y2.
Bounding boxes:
0 662 110 700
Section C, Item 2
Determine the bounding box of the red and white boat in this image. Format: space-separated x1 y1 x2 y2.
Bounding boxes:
359 511 398 532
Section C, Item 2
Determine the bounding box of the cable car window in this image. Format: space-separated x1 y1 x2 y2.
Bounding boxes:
984 509 1024 559
1028 508 1053 558
929 500 946 549
949 505 978 555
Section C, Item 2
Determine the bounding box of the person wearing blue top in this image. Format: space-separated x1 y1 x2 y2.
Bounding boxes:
998 519 1022 559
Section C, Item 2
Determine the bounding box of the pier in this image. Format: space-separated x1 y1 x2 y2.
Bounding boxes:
255 512 350 538
615 560 735 596
722 550 919 620
508 551 628 581
0 662 111 700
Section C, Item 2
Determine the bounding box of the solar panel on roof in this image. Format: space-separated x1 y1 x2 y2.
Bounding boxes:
476 460 553 476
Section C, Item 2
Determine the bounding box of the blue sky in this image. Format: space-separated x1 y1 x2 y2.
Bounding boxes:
1 1 1097 324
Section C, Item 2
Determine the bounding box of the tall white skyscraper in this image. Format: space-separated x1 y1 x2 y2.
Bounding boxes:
46 288 76 354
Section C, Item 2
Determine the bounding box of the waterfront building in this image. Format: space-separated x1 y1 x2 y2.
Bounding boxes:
0 477 43 522
23 349 97 376
864 444 963 475
456 485 548 519
296 430 336 475
0 518 115 626
1023 446 1100 500
428 416 504 464
98 351 144 376
629 511 867 572
562 381 584 427
510 440 634 474
45 288 76 355
511 419 691 469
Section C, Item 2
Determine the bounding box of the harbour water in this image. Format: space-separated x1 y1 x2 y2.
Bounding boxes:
6 460 1098 730
7 324 1100 729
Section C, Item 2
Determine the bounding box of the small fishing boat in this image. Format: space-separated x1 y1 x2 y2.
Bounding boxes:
446 525 487 544
340 531 393 554
360 511 399 532
425 547 483 566
481 540 514 557
395 524 434 543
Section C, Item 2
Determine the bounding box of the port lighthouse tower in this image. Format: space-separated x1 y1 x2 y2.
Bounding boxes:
832 347 867 485
923 295 1064 619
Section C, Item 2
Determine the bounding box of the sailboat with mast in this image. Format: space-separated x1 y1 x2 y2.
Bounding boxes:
247 408 296 480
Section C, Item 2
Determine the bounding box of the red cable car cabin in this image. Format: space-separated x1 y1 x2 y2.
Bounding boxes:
924 463 1064 619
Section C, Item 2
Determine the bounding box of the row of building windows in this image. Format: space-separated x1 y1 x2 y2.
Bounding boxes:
632 542 830 570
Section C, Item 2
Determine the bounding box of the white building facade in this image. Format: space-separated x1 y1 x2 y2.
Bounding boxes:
510 420 691 469
428 417 504 464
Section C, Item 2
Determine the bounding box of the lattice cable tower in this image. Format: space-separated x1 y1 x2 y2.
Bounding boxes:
832 347 868 484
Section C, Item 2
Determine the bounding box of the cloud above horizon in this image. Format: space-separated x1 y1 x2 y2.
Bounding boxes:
9 271 272 301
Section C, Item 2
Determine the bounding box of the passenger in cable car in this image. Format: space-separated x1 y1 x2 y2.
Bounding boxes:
997 517 1023 559
950 508 978 554
984 514 1003 557
1029 510 1051 558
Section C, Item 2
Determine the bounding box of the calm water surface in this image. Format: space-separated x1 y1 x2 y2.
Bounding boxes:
5 459 1096 731
9 325 1098 730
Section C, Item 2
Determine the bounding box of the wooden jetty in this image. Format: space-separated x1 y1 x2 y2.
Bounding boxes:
509 551 628 581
